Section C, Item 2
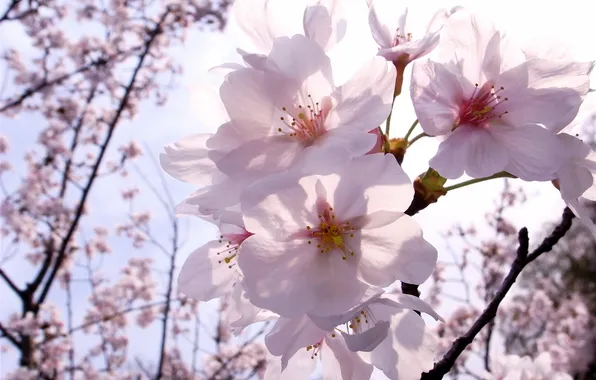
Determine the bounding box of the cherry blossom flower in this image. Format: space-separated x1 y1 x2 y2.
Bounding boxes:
309 292 442 380
553 133 596 236
410 9 593 180
215 34 396 180
233 0 346 68
367 0 458 64
177 211 252 301
264 292 441 380
223 281 279 336
238 153 438 318
264 315 374 379
486 352 573 380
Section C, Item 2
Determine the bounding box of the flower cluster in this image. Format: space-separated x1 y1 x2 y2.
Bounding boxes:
161 0 594 379
486 352 573 380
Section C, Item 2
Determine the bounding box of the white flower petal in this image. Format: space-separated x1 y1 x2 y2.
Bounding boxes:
342 320 390 352
177 241 239 301
430 125 508 179
359 215 437 286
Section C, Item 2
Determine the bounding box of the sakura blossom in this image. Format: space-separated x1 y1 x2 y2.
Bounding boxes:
238 153 437 318
553 133 596 236
233 0 346 68
410 9 593 181
486 352 573 380
3 0 595 378
367 0 458 65
177 211 252 302
264 315 374 379
215 34 396 179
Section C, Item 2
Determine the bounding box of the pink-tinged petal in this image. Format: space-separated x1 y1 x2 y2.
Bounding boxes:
342 320 390 352
208 62 245 76
322 334 374 380
426 7 456 34
327 57 395 133
379 293 443 321
265 35 333 91
491 123 564 181
177 241 239 302
265 315 325 370
290 137 373 176
438 9 524 83
181 176 251 217
567 199 596 238
500 59 592 133
359 215 437 286
219 68 274 139
378 32 440 63
303 0 346 52
307 289 385 331
367 0 402 48
232 0 276 54
562 93 596 135
351 210 402 230
215 136 304 178
227 283 278 335
556 134 593 201
411 60 464 136
238 236 326 317
429 125 508 179
205 122 247 153
331 154 414 219
263 349 317 380
371 309 437 380
237 48 268 71
241 175 318 239
308 267 380 317
160 134 221 185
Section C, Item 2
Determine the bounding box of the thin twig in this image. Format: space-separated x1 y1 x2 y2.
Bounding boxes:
421 208 575 379
0 322 20 348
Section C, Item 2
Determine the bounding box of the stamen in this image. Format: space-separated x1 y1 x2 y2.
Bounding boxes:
276 95 330 144
458 82 509 127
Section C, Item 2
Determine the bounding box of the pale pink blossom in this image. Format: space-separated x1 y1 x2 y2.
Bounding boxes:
486 352 573 380
238 153 437 318
553 133 596 236
215 35 396 180
367 0 458 63
177 211 252 301
264 315 374 379
233 0 346 68
411 9 592 180
309 292 442 380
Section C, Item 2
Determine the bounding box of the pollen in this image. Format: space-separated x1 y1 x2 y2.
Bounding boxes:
308 203 357 260
277 95 332 145
457 82 509 127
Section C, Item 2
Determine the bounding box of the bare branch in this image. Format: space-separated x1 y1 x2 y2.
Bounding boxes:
421 207 575 379
0 268 23 298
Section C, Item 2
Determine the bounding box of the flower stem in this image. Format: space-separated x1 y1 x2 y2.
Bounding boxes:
444 171 516 192
407 131 427 147
404 119 419 140
385 109 393 136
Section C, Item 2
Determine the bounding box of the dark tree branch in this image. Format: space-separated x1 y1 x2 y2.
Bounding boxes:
0 322 20 348
0 268 23 298
34 9 171 308
0 0 20 23
421 207 575 380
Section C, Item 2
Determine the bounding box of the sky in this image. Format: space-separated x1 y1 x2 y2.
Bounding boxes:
1 0 596 378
